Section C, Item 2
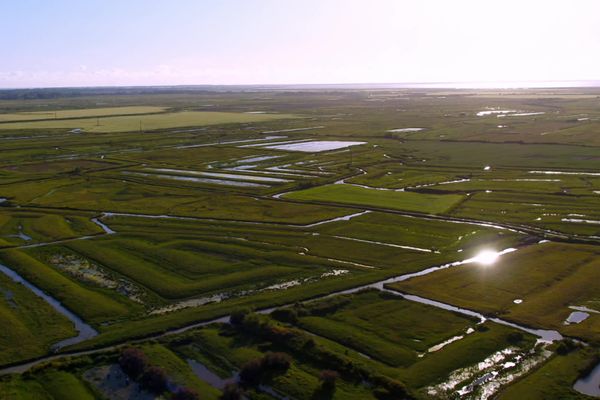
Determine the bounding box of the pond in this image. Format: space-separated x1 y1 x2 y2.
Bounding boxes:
264 140 366 152
574 362 600 397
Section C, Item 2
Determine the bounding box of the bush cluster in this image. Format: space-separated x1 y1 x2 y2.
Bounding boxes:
230 310 413 399
119 347 199 399
239 352 291 385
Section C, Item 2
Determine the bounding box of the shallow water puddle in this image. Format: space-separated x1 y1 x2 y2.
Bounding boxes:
333 235 434 253
150 269 350 315
16 228 32 241
262 126 324 134
91 217 116 234
175 135 286 149
476 110 516 116
239 138 312 148
506 112 545 117
267 164 329 175
187 359 235 389
428 345 552 399
564 311 590 325
427 334 467 353
387 128 424 132
147 168 291 183
124 171 271 187
303 210 371 227
562 218 600 225
574 361 600 397
263 140 367 152
529 170 600 176
232 155 283 164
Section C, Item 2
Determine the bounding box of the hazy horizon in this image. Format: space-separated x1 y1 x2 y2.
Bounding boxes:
2 0 600 88
3 80 600 91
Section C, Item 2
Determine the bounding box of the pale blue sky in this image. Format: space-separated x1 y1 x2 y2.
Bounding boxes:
1 0 599 88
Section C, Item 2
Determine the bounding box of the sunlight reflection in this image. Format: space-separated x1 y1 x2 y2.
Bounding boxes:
472 249 501 265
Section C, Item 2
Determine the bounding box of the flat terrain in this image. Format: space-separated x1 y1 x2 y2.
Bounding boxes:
390 242 600 343
0 110 296 132
0 88 599 399
0 106 167 122
284 184 464 214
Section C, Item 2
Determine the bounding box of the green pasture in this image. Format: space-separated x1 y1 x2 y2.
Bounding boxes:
0 273 76 365
295 290 478 367
284 184 464 214
169 324 379 400
0 111 297 132
391 242 600 342
0 106 167 122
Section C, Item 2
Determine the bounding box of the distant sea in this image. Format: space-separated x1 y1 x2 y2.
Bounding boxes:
264 81 600 90
3 81 599 92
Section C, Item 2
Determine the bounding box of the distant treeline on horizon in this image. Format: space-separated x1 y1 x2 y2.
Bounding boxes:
1 81 600 100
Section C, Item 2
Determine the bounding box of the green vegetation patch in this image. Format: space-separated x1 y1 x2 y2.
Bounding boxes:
497 348 597 400
391 242 600 342
0 273 76 365
141 343 221 399
0 106 167 122
0 111 297 132
294 290 477 367
284 184 464 214
0 249 135 325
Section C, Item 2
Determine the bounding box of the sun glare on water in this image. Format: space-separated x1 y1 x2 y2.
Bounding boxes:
472 250 500 265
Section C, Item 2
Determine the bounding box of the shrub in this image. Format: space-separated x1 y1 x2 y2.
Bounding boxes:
140 366 168 394
172 387 200 400
119 347 148 379
239 313 265 334
372 387 389 399
220 383 244 400
239 352 291 386
506 332 523 344
262 352 291 372
371 375 411 399
386 379 410 397
556 339 578 356
319 369 339 389
239 358 264 385
230 308 251 325
266 326 295 341
271 308 298 323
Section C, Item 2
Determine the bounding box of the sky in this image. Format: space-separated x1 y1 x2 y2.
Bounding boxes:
1 0 600 88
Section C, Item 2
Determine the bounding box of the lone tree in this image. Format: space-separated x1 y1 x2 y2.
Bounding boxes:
140 365 168 394
118 347 148 379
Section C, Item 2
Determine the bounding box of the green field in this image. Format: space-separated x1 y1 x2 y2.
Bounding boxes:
497 348 597 400
0 110 297 132
0 106 167 122
293 290 479 367
0 87 599 399
284 184 464 214
391 242 600 343
0 273 76 365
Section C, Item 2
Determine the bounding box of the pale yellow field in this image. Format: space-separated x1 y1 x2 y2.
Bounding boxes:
0 111 297 132
0 106 167 122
